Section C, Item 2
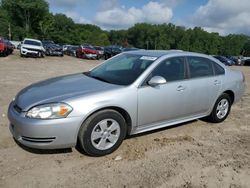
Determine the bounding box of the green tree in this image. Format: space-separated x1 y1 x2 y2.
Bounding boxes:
39 12 54 39
2 0 49 36
0 7 9 38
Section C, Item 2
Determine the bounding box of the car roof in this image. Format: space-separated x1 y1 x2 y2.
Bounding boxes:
124 50 218 60
23 38 41 43
124 50 185 57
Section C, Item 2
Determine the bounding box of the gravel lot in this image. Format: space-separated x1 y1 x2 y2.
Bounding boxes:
0 51 249 188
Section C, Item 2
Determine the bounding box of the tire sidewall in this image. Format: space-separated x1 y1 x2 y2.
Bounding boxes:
212 93 232 123
78 110 127 156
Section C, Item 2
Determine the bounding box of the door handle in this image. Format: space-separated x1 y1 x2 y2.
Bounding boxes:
177 85 185 91
214 80 221 85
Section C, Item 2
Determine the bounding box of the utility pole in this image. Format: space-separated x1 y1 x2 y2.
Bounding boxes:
8 23 11 40
146 41 149 50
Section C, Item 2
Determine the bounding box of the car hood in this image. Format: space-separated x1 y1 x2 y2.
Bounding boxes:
22 44 43 50
15 73 120 111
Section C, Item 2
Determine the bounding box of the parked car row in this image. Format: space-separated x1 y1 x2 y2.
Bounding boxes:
63 44 139 60
213 55 245 66
3 37 249 66
0 37 14 57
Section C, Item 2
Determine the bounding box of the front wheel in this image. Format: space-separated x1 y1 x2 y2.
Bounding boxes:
77 109 127 156
207 93 232 123
41 52 45 58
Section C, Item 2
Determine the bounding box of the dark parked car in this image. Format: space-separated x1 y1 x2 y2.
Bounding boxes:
76 44 99 59
17 43 21 50
104 45 122 60
244 58 250 66
65 45 78 57
42 41 63 56
5 40 14 54
225 56 244 66
213 55 235 66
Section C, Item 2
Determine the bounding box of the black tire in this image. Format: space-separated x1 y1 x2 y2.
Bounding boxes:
41 52 45 58
207 93 232 123
3 50 8 57
77 109 127 156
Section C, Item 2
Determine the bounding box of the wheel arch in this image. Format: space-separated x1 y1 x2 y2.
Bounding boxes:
80 106 133 136
223 90 235 104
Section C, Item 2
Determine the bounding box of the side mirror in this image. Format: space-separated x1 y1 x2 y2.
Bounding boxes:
148 76 167 87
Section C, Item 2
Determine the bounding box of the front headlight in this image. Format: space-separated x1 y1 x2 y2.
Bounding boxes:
26 103 72 119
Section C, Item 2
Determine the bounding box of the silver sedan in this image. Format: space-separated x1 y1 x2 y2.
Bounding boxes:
8 50 245 156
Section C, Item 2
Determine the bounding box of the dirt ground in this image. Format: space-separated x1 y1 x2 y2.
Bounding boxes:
0 51 249 188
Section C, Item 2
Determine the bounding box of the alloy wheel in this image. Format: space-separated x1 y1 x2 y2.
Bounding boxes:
216 98 229 119
90 119 121 150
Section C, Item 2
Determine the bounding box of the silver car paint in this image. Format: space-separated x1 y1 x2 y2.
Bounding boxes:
8 50 245 149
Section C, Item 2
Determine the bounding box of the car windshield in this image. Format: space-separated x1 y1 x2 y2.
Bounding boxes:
87 46 95 50
94 47 103 50
24 40 41 46
88 53 157 85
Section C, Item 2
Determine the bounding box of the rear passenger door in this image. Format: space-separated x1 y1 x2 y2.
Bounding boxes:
185 56 222 115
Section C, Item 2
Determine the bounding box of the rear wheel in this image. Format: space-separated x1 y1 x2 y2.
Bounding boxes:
207 93 231 123
78 109 127 156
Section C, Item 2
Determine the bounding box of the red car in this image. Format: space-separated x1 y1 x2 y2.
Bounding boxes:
0 37 8 56
0 38 14 56
76 44 99 60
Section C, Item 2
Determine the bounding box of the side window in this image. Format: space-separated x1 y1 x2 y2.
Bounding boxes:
187 57 214 78
150 57 185 82
213 62 225 75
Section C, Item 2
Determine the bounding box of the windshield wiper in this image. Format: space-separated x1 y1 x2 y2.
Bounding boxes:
83 72 111 84
92 76 111 83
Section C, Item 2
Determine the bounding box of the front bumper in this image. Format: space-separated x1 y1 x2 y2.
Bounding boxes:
46 50 63 56
8 102 83 149
21 48 41 57
85 53 97 59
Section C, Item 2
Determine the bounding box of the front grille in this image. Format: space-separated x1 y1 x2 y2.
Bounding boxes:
21 136 56 143
25 48 40 52
14 104 22 113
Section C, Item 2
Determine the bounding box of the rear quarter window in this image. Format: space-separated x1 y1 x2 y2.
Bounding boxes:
213 62 225 75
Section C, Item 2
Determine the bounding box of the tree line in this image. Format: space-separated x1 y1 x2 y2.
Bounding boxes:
1 0 250 56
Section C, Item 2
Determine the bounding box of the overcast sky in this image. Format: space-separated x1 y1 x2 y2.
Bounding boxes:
47 0 250 35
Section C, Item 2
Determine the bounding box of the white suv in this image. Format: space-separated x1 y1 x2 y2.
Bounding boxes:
20 38 45 57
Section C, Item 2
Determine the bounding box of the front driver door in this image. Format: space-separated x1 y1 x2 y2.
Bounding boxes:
137 56 189 127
